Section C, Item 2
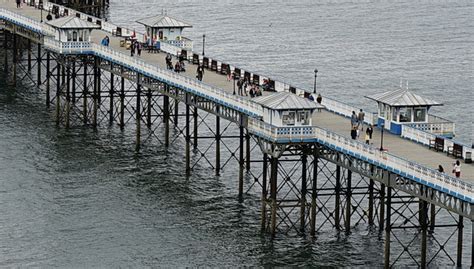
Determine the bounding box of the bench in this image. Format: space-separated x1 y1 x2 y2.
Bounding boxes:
447 143 463 159
429 137 444 152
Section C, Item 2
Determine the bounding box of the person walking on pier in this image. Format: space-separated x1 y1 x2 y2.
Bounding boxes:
452 160 461 178
166 54 173 70
196 65 204 81
358 109 365 130
365 128 371 145
351 111 358 128
16 0 21 8
316 94 322 104
237 78 244 96
130 41 135 57
136 42 142 56
367 124 373 139
438 165 444 173
350 126 357 140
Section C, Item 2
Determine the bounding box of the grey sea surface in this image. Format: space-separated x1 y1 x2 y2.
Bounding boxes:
0 0 472 267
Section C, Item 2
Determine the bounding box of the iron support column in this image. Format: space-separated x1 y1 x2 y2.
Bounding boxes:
456 215 463 267
45 52 50 107
245 129 251 171
146 88 152 129
261 153 268 231
55 61 61 125
300 153 307 233
37 43 41 85
185 93 190 176
27 39 31 71
135 74 141 152
174 99 179 127
270 156 278 237
420 196 428 269
310 153 318 236
384 186 392 269
12 33 17 85
238 125 244 199
215 105 220 176
368 178 375 225
82 60 88 124
193 106 198 149
345 166 352 234
163 90 170 147
71 61 76 104
92 58 99 128
335 163 341 230
65 65 70 129
120 76 125 129
109 73 114 125
379 183 386 231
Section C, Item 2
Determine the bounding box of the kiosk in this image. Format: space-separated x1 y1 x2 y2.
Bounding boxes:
46 16 101 42
366 88 442 135
136 15 193 49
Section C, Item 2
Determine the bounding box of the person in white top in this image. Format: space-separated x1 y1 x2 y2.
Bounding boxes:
452 160 461 178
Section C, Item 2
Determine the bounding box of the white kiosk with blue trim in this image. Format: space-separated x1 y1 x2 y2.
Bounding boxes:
46 16 101 42
136 14 193 49
366 89 442 135
253 92 324 127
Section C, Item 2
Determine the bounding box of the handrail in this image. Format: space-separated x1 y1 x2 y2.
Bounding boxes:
248 118 473 203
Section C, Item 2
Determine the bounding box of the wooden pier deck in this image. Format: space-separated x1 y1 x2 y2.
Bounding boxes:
2 1 473 183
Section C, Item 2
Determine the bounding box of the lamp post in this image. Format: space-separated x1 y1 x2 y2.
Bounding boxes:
202 34 206 56
380 122 385 151
313 69 318 94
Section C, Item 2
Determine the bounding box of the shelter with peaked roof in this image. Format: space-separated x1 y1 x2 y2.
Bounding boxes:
365 88 443 134
136 14 192 45
46 16 101 42
253 92 324 127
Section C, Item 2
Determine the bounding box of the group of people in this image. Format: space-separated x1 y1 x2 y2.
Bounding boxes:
236 77 262 97
165 54 186 73
130 40 142 57
350 109 373 144
437 160 462 178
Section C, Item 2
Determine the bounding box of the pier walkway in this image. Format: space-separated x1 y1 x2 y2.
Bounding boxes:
1 2 473 267
0 1 472 197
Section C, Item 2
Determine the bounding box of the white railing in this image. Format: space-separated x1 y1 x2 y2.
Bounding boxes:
248 118 473 203
407 121 455 136
166 39 193 50
0 7 55 36
321 97 377 125
401 124 471 160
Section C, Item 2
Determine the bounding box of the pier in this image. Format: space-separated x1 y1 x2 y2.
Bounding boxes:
0 1 472 267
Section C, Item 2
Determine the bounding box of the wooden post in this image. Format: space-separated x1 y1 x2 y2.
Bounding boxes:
135 74 141 152
300 153 307 233
215 105 220 176
384 186 392 269
261 153 268 231
109 73 114 125
270 156 278 237
310 153 318 236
